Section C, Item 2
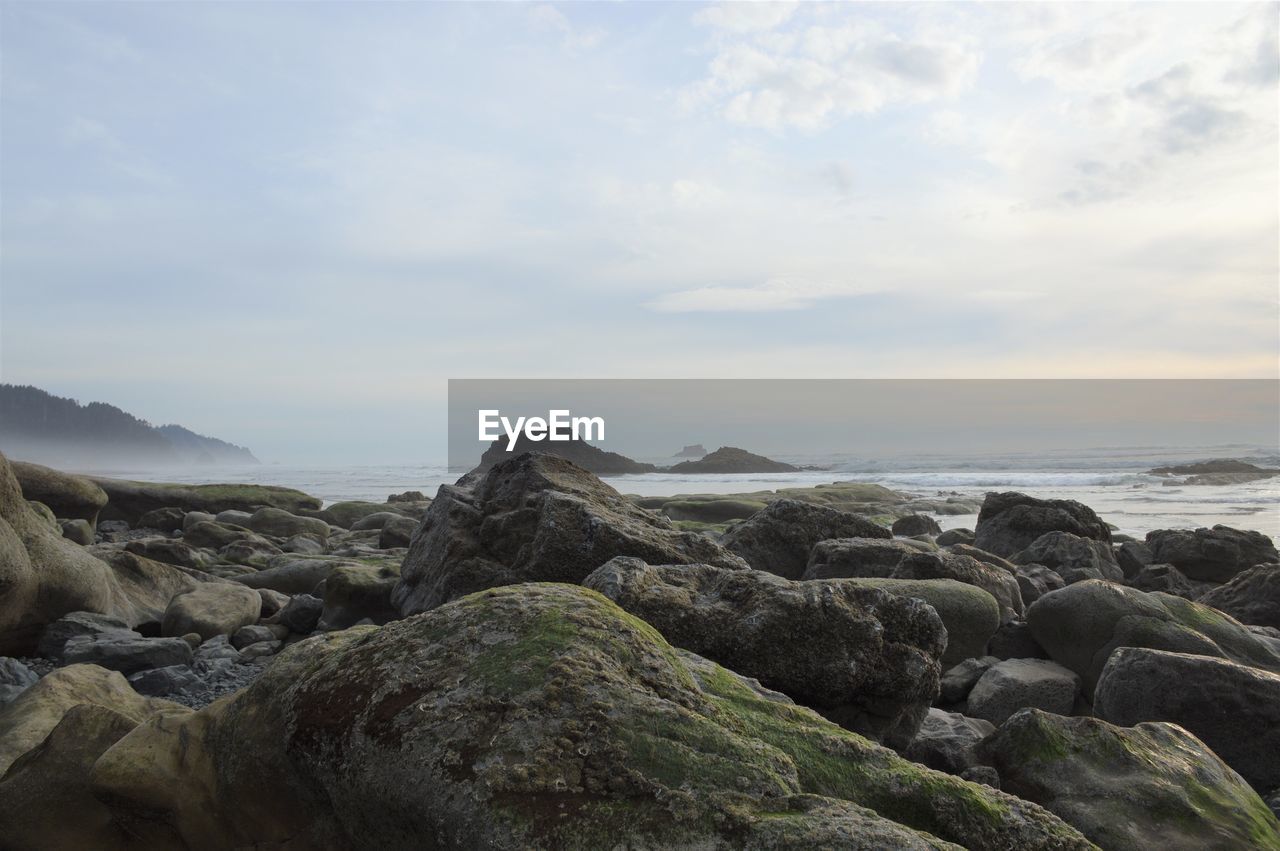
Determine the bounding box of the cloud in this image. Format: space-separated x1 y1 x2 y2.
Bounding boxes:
528 4 605 50
648 277 873 313
682 11 982 130
694 2 797 34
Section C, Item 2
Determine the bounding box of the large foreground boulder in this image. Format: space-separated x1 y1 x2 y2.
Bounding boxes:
980 708 1280 850
721 499 891 579
1197 564 1280 629
88 583 1091 850
90 476 321 527
1145 526 1279 583
1025 579 1280 695
584 557 945 748
392 453 746 614
10 460 108 525
0 452 211 654
1094 647 1280 792
974 492 1111 558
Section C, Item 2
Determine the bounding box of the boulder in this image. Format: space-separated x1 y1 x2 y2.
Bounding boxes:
270 594 323 634
230 625 278 650
87 583 1091 850
219 538 284 565
183 520 259 550
0 657 38 704
893 514 942 536
1094 647 1280 792
584 557 945 748
936 528 975 546
980 708 1280 850
1013 532 1122 584
182 510 215 531
721 498 890 579
1114 540 1153 579
1198 564 1280 629
378 515 419 548
967 659 1080 726
1146 526 1279 583
1129 562 1208 599
281 534 325 555
58 518 94 545
9 460 108 525
246 506 330 541
904 708 995 774
319 564 401 630
0 704 142 850
974 492 1111 558
1026 579 1280 696
892 551 1024 623
234 557 345 595
828 577 1000 666
1013 563 1065 604
214 509 254 527
162 584 262 641
255 588 290 618
393 453 746 614
0 452 215 654
349 511 402 531
62 633 193 675
804 538 928 580
939 656 999 705
136 506 187 532
988 621 1049 660
307 500 414 529
0 663 183 775
89 477 320 527
124 537 214 570
238 640 283 661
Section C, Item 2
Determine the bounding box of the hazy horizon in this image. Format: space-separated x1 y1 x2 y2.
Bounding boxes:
2 2 1277 464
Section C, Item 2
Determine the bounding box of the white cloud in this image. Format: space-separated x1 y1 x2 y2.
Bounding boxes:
648 277 874 313
694 2 798 35
528 4 605 50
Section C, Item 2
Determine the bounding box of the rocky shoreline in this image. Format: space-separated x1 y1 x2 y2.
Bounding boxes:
1 448 1279 848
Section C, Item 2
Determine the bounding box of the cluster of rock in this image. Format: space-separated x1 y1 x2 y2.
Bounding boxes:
2 448 1279 849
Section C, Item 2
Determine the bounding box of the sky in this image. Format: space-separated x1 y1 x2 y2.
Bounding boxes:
1 2 1277 464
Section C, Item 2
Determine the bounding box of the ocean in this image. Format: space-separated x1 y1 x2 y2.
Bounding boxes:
78 443 1280 543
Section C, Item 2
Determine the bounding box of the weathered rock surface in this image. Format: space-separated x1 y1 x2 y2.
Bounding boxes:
892 551 1024 623
378 515 419 548
270 594 323 634
939 656 999 705
124 537 214 570
87 583 1091 850
233 557 346 595
905 708 995 774
162 584 262 641
974 492 1111 558
0 656 38 704
1145 525 1279 583
58 517 94 545
980 708 1280 850
136 506 187 532
246 506 331 540
1014 563 1066 604
893 514 942 536
393 454 746 614
722 499 890 579
584 557 946 747
0 663 183 775
62 632 193 675
804 537 928 580
1094 647 1280 792
1198 564 1280 629
967 659 1081 726
844 577 1002 665
1013 532 1123 584
1026 579 1280 695
1129 562 1209 599
10 460 108 525
319 563 401 630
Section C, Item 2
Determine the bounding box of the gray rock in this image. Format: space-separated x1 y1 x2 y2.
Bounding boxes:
230 625 278 651
967 658 1080 725
319 564 400 630
1027 579 1280 696
233 557 343 595
96 519 129 536
841 577 1002 666
182 511 216 532
974 492 1111 558
378 516 419 549
891 551 1024 623
720 498 891 579
1013 531 1122 584
218 538 283 565
393 453 746 614
272 594 323 634
1114 540 1152 579
904 708 994 774
37 612 133 662
255 588 289 618
192 635 240 671
1198 564 1280 629
1146 525 1279 583
1013 563 1065 604
935 528 974 547
124 538 213 570
960 765 1000 789
939 656 999 704
162 584 262 641
282 534 325 555
1095 646 1280 792
0 657 38 705
136 507 186 533
980 707 1280 850
246 507 330 541
62 633 193 675
584 556 945 749
183 521 256 550
127 664 200 696
213 509 253 527
804 538 928 580
987 621 1049 661
236 640 282 661
349 511 402 531
57 518 94 545
892 514 942 536
1129 562 1209 599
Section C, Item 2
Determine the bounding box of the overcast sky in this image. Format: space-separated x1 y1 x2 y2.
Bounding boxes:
2 2 1277 464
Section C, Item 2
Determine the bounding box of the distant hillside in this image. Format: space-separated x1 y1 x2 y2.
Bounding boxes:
0 384 258 467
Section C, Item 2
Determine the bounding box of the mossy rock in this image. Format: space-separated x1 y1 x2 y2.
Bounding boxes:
90 477 321 527
90 583 1092 850
843 578 1002 666
981 708 1280 850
